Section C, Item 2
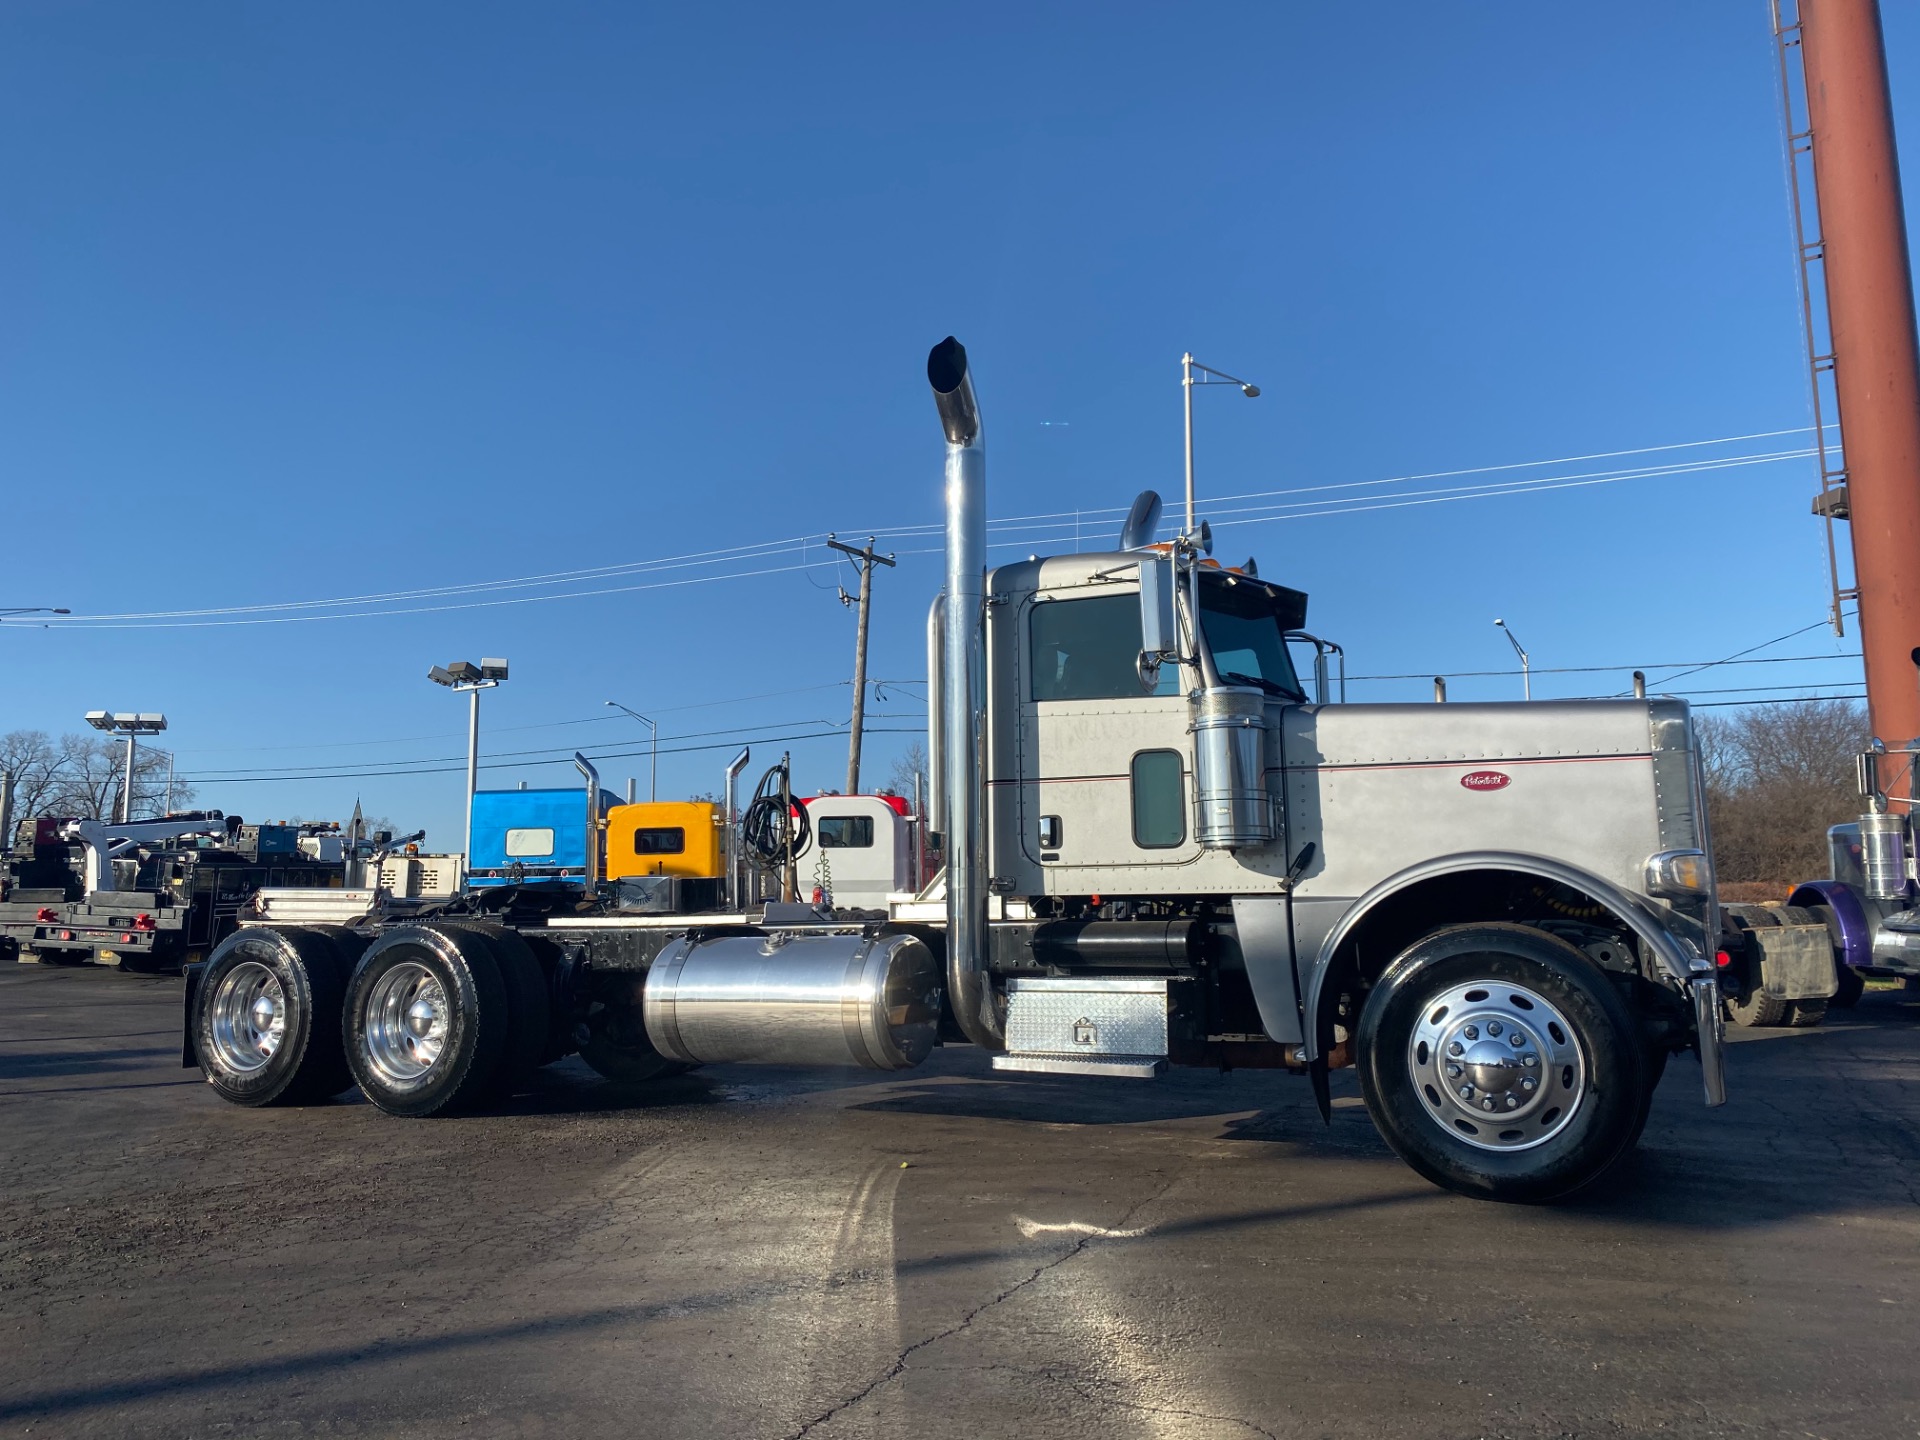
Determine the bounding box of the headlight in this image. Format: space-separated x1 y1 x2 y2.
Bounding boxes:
1646 849 1711 899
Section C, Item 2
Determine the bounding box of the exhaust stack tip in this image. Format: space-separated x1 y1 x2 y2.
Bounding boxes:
927 336 979 446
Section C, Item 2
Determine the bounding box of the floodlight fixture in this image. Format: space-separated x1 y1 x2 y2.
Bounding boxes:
428 665 456 687
480 657 509 681
446 660 482 684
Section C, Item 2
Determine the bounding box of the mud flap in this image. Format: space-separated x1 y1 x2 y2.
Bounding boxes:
181 961 206 1068
1691 975 1726 1106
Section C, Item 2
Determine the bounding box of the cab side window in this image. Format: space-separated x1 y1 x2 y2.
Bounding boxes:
1130 750 1186 849
1030 594 1177 700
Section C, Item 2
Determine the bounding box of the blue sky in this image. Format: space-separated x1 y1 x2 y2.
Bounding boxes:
2 3 1909 848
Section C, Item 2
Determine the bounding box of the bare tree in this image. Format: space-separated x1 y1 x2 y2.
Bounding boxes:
884 742 929 807
33 735 196 821
1699 700 1868 888
0 731 64 819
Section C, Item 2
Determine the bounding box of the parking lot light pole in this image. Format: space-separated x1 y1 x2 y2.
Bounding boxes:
604 700 658 801
1494 619 1531 701
1182 354 1262 535
429 659 509 862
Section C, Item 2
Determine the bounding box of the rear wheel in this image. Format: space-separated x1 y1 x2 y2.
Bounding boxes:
1728 984 1794 1027
1788 999 1829 1027
344 924 508 1116
579 972 690 1084
193 926 352 1106
438 922 551 1096
1356 923 1646 1203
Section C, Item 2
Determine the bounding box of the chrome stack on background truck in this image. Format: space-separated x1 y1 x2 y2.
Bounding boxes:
1711 740 1920 1027
183 337 1732 1202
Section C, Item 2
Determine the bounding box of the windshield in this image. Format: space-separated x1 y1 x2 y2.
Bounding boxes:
1199 578 1306 699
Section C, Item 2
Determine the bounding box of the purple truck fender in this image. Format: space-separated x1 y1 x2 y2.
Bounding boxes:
1786 880 1873 972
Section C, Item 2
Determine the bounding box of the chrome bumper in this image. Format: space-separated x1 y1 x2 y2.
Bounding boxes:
1690 973 1726 1106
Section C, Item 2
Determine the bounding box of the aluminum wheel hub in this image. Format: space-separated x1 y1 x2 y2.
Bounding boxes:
206 961 287 1074
363 962 451 1085
1408 979 1586 1152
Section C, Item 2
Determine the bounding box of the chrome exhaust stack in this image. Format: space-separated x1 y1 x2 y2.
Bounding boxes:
928 336 1004 1050
574 753 602 888
723 746 751 910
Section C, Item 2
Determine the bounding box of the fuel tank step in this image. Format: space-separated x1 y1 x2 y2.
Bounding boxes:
989 976 1168 1079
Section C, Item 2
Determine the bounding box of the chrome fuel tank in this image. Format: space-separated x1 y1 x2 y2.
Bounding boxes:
643 930 942 1070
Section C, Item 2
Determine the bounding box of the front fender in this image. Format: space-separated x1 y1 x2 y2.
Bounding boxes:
1298 851 1722 1104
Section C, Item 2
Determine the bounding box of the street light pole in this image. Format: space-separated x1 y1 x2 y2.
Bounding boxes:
604 701 658 800
1494 619 1531 701
1181 354 1262 535
84 712 168 823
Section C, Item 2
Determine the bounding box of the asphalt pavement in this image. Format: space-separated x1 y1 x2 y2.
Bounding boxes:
2 961 1918 1439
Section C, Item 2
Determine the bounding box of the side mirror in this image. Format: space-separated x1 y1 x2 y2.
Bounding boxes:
1137 553 1177 693
1139 553 1176 655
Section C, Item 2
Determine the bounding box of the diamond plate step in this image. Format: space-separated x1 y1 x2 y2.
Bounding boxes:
993 976 1168 1080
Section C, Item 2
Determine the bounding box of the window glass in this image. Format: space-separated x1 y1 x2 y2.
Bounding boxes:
817 815 874 848
503 827 555 858
1130 751 1186 849
1199 581 1305 698
632 827 686 855
1031 594 1177 701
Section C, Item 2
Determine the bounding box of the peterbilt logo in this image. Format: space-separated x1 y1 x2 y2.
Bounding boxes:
1460 770 1512 791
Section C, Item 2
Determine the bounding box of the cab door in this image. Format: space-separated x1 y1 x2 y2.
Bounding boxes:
1012 585 1202 891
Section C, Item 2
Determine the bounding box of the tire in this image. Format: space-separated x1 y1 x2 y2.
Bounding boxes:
1722 907 1793 1027
344 923 509 1117
193 926 353 1107
1624 1044 1670 1151
1788 999 1829 1027
579 971 690 1084
1728 984 1794 1027
439 922 550 1096
1832 963 1866 1009
1355 923 1647 1203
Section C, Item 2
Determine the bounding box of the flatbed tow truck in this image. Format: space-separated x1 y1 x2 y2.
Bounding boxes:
180 338 1728 1202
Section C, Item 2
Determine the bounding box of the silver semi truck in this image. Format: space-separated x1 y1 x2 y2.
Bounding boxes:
182 337 1726 1203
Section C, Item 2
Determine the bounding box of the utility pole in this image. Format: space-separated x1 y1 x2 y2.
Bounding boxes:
827 534 896 794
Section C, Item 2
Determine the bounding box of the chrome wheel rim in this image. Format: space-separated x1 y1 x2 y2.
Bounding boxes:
363 961 450 1085
208 961 287 1074
1408 979 1586 1152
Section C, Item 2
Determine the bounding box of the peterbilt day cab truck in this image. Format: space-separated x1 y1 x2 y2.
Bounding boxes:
182 337 1727 1203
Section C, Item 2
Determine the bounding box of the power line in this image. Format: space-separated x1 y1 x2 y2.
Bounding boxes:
181 726 926 787
177 711 928 780
31 428 1829 631
1349 652 1861 682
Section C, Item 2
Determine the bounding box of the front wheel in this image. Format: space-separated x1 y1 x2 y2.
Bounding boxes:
1356 923 1647 1203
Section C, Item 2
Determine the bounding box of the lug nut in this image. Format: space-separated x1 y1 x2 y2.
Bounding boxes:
1458 1084 1474 1098
1505 1094 1520 1109
1445 1063 1462 1079
1463 1025 1479 1040
1448 1041 1464 1057
1487 1021 1503 1036
1481 1098 1497 1111
1510 1032 1526 1048
1522 1055 1538 1068
1521 1076 1537 1092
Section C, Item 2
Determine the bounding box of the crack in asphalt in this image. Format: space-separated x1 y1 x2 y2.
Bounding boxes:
783 1175 1179 1439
